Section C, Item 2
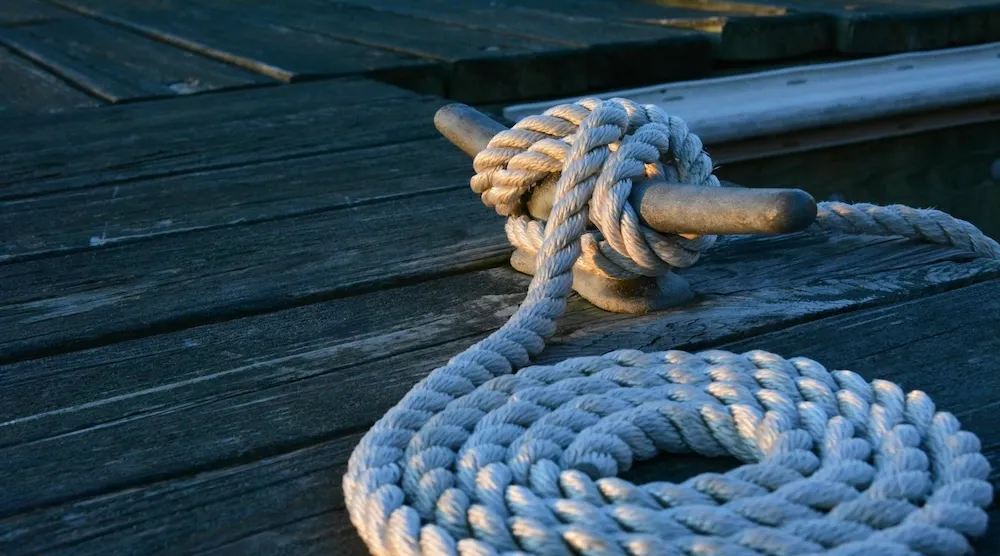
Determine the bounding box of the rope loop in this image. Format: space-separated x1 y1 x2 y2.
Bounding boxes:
473 97 721 280
344 99 995 555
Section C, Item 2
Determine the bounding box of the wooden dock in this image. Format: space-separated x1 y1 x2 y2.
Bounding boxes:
1 0 1000 554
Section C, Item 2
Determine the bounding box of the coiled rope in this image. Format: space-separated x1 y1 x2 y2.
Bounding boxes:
344 98 999 556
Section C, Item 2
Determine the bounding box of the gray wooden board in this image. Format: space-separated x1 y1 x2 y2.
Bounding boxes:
45 0 436 86
0 137 472 261
0 46 100 114
732 0 1000 52
0 242 997 553
330 0 717 91
196 0 600 104
716 118 1000 241
0 0 64 25
0 77 446 199
496 0 835 61
0 16 273 104
0 186 509 363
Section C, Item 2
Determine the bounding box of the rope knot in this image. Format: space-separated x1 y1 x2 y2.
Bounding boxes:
473 98 722 280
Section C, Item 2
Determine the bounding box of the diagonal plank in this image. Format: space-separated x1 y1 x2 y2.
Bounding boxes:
0 137 472 261
496 0 834 61
0 252 997 554
0 77 446 199
48 0 716 103
733 0 1000 53
0 230 997 518
45 0 435 85
0 16 274 103
0 46 100 114
0 0 63 25
314 0 716 92
192 0 595 104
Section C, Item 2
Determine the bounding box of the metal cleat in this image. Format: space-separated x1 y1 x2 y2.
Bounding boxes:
434 103 818 313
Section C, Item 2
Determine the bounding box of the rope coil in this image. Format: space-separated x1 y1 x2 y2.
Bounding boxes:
344 98 997 555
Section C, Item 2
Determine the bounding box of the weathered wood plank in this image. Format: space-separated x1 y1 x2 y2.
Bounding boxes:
504 43 1000 144
45 0 437 85
0 229 997 518
0 255 997 554
0 77 445 199
0 0 63 25
49 0 714 103
0 186 510 363
1 137 471 261
0 46 100 114
0 433 365 555
197 0 596 104
717 118 1000 240
0 16 274 103
499 0 834 61
334 0 716 91
736 0 1000 53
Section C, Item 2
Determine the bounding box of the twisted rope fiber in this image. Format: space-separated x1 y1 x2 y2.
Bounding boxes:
344 98 997 556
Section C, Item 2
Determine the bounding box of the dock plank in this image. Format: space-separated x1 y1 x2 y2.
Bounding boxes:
0 46 100 114
197 0 596 104
49 0 717 103
332 0 716 91
45 0 435 85
0 77 445 199
0 245 996 553
0 16 273 103
717 118 1000 240
736 0 1000 53
0 187 508 363
1 137 471 261
498 0 834 60
0 229 997 516
0 0 63 25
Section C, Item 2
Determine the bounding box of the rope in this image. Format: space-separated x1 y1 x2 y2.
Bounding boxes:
344 98 997 556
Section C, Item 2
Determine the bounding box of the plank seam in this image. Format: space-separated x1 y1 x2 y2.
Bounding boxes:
0 42 105 104
1 182 471 265
0 252 512 366
0 133 441 203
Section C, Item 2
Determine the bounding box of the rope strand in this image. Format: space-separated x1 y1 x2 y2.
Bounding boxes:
344 98 994 555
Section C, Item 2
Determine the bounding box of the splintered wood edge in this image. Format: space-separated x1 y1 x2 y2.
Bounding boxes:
501 42 1000 145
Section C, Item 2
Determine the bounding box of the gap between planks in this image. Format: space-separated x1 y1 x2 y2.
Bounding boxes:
0 76 449 200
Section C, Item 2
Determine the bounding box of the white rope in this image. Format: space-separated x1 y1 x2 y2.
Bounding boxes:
344 98 996 556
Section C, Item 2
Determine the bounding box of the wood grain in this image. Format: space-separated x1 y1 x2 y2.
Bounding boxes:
333 0 716 91
500 0 834 61
1 137 472 261
0 186 510 363
45 0 435 84
0 46 100 114
736 0 1000 53
0 247 996 553
46 0 716 103
717 118 1000 240
503 42 1000 145
0 0 63 25
0 16 274 103
0 77 446 199
199 0 596 104
0 230 997 516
